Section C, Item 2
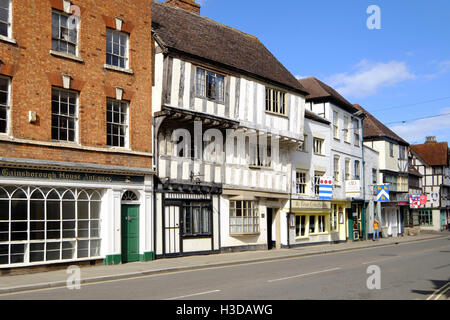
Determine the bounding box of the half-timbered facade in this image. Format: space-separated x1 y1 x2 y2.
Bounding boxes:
411 137 450 231
151 0 307 256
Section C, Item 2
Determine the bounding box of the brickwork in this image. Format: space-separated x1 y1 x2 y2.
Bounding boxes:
0 0 152 169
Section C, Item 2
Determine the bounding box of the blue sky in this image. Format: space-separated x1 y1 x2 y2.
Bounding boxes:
198 0 450 144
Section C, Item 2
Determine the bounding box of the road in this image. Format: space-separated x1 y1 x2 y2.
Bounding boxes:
0 237 449 300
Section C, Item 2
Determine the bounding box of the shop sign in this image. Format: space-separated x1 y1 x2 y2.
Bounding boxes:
345 180 361 198
377 184 390 202
292 200 331 211
0 167 145 184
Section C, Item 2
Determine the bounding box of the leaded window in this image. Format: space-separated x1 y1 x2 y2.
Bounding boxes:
265 87 287 116
0 187 102 266
52 10 78 55
51 88 77 142
106 29 129 69
107 99 128 148
196 67 225 102
296 171 307 194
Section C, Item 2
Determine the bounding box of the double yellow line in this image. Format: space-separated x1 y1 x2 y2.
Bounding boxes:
427 282 450 300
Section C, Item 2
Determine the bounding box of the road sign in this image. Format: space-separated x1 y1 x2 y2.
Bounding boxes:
377 184 390 202
319 176 333 200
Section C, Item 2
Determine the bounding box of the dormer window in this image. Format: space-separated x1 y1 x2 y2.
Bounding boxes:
195 67 224 103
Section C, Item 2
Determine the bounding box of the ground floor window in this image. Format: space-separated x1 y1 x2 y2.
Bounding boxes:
419 210 433 226
229 200 260 234
295 214 328 238
295 215 306 237
183 202 211 236
330 204 339 231
0 186 102 266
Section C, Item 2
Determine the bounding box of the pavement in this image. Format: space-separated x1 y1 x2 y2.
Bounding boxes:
0 231 448 295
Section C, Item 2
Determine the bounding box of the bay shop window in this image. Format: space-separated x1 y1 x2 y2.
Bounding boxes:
295 214 328 238
0 186 102 266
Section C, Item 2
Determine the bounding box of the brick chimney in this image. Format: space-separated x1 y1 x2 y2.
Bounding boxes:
426 136 437 143
166 0 200 14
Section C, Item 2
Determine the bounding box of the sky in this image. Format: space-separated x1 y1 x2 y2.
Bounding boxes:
196 0 450 145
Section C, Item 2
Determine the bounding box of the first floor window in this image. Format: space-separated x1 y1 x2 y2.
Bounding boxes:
196 67 225 103
51 88 77 142
0 186 102 266
334 156 340 185
107 99 128 147
230 200 259 234
0 0 11 37
0 76 10 134
183 202 211 236
265 87 287 116
314 171 325 196
313 138 323 155
333 111 339 139
295 215 306 237
354 161 361 180
296 171 307 194
419 210 433 226
345 159 351 181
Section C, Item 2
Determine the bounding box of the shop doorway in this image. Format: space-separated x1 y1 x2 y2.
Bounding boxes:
121 191 140 263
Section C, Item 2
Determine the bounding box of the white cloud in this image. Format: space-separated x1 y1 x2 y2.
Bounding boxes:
389 107 450 144
326 60 416 98
424 60 450 79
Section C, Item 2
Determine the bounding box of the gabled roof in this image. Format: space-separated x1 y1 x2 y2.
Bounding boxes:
298 77 358 114
353 104 409 146
152 1 308 95
411 141 449 166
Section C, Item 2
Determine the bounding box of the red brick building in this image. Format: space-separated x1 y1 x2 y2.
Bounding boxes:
0 0 154 270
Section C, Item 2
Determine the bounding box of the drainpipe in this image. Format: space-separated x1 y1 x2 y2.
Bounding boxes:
354 110 367 240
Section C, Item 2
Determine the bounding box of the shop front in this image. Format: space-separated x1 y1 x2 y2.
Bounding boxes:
0 165 154 269
288 199 346 247
380 202 401 237
155 179 221 258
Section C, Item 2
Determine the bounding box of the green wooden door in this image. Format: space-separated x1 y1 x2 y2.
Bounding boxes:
121 205 140 263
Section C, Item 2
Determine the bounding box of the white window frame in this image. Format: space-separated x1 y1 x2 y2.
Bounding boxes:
334 156 340 185
0 76 11 136
265 87 287 116
333 111 340 140
353 118 360 147
296 170 307 195
0 0 12 39
0 186 102 267
297 134 307 152
229 200 260 235
313 138 324 155
51 87 79 143
345 159 351 181
51 10 79 57
343 115 350 143
106 28 129 69
354 160 361 180
295 214 307 238
314 171 325 196
106 98 129 149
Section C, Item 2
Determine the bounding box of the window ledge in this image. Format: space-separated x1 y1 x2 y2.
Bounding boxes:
230 232 260 236
104 64 134 75
265 110 288 119
0 35 17 45
50 50 84 63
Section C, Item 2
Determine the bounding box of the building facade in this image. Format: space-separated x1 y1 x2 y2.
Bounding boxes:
354 105 410 238
0 0 154 269
151 0 306 257
411 137 450 231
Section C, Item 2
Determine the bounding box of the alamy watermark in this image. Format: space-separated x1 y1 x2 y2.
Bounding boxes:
367 5 381 30
366 265 381 290
66 265 81 290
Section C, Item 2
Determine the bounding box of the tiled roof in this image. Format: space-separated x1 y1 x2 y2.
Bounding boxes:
305 110 330 124
152 1 308 95
411 141 449 166
298 77 358 113
353 104 409 146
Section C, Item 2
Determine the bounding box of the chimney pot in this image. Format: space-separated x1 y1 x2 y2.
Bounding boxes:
425 136 437 143
165 0 200 15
